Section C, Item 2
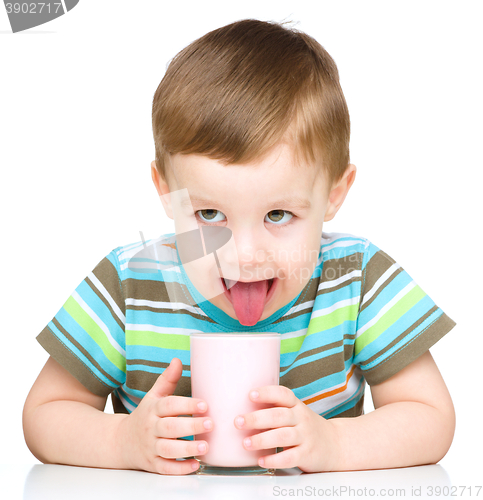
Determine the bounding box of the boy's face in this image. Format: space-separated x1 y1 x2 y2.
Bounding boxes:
152 142 356 326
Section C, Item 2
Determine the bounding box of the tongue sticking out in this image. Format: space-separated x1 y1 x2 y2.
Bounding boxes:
228 280 269 326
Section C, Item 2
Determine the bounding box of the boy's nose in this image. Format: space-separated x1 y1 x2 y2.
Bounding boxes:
235 234 273 282
218 229 267 274
234 228 266 262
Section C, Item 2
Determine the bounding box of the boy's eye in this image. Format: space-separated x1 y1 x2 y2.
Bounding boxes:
196 209 294 225
197 209 226 222
265 210 293 224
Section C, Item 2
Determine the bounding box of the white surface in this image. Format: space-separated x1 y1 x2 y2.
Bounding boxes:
0 464 456 500
1 0 482 494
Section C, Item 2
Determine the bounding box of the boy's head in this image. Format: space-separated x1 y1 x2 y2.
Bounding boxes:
152 18 351 192
151 19 356 326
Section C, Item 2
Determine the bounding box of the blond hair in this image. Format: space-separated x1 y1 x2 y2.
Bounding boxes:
152 19 350 189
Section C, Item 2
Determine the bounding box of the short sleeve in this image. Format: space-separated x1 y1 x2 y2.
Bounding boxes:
353 240 456 386
37 249 127 397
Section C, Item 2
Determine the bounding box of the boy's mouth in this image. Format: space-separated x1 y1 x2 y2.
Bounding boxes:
221 278 276 326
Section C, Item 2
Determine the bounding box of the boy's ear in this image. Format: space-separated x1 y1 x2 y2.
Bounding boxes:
151 160 174 220
324 164 357 222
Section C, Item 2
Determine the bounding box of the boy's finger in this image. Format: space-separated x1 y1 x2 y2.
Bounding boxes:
155 395 208 418
243 426 299 452
257 447 299 470
152 456 200 476
146 358 183 399
156 416 213 439
235 406 295 430
249 385 299 407
155 436 209 460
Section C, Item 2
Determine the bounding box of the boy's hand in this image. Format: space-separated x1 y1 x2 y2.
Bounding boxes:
234 386 339 473
118 358 212 475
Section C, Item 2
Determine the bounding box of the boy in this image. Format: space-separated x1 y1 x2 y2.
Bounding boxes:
23 19 456 475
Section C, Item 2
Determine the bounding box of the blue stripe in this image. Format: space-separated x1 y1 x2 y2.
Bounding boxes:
36 231 455 420
356 294 439 364
76 280 125 348
359 308 444 371
280 345 343 378
357 270 416 329
49 317 125 387
117 388 139 411
128 346 191 365
294 370 349 401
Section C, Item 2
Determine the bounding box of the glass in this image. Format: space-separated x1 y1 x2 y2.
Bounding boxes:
190 332 281 475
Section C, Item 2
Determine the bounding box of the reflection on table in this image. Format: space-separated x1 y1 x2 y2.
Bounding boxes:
20 463 451 500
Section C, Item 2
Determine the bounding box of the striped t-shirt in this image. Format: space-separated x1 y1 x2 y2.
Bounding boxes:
37 231 456 419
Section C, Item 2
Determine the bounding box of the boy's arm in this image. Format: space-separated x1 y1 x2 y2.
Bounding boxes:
329 350 456 470
23 356 212 474
236 350 455 472
23 356 129 469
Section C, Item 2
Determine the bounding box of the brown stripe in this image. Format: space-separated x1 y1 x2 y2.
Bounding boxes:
273 278 320 324
359 305 439 368
275 253 363 323
327 393 364 419
124 276 217 321
362 312 456 386
317 253 363 294
280 351 347 389
126 369 191 397
85 276 125 331
127 304 215 323
291 278 319 307
50 317 121 388
111 393 129 414
359 251 401 314
360 267 404 315
127 359 190 370
282 334 355 366
273 307 310 324
92 257 126 316
125 277 186 303
37 326 113 397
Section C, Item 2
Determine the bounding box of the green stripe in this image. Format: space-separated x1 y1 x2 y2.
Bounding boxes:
355 285 426 355
64 296 125 372
281 336 305 354
307 303 359 336
281 303 358 354
126 330 190 350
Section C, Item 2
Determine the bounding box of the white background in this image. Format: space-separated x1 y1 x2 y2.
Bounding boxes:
1 0 482 488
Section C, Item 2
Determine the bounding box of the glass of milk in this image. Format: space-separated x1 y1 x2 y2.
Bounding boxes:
190 332 281 475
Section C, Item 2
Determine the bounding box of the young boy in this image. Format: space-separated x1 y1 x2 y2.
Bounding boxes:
23 19 456 475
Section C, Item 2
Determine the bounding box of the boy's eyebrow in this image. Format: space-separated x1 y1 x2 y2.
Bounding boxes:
266 196 312 210
180 195 311 210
